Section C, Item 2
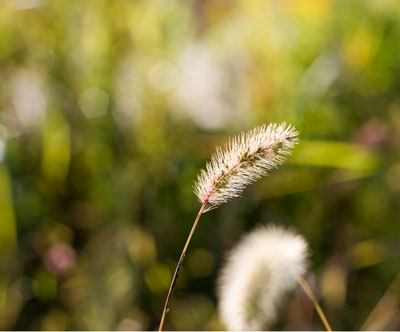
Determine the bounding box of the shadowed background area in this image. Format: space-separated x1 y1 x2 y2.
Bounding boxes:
0 0 400 330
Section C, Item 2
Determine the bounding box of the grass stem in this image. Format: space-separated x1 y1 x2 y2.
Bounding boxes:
158 202 206 331
298 276 332 331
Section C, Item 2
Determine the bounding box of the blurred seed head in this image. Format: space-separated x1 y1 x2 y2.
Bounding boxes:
169 42 232 130
217 225 308 331
194 123 299 212
10 69 46 129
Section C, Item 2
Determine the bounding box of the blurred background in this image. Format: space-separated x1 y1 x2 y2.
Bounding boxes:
0 0 400 330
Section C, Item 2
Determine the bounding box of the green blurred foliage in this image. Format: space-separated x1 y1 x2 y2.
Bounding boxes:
0 0 400 330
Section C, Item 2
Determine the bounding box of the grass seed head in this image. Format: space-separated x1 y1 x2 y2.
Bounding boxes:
194 122 299 212
217 225 308 331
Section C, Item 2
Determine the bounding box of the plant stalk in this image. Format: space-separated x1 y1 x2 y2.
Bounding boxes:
158 202 206 331
298 276 332 331
360 272 400 330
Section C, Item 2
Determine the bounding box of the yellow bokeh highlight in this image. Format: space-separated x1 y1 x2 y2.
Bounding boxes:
0 165 17 252
41 112 70 185
33 270 58 301
290 140 379 173
285 0 333 21
144 264 171 293
41 309 68 331
0 278 23 330
351 239 385 269
342 24 379 71
321 265 347 308
187 248 215 278
127 227 157 267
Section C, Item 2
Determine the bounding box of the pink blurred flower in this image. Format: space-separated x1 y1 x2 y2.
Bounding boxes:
354 119 388 147
44 243 76 275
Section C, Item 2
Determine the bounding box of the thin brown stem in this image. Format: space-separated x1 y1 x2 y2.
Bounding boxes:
298 276 332 331
158 202 206 331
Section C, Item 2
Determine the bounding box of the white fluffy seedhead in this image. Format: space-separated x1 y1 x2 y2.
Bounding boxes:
217 225 308 331
194 123 299 212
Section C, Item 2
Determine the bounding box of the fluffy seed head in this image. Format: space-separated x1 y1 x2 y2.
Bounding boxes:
217 225 308 331
194 123 299 212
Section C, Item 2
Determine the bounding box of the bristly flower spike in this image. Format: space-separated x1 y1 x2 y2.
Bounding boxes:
217 225 308 331
194 122 299 212
218 225 332 331
158 123 299 331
